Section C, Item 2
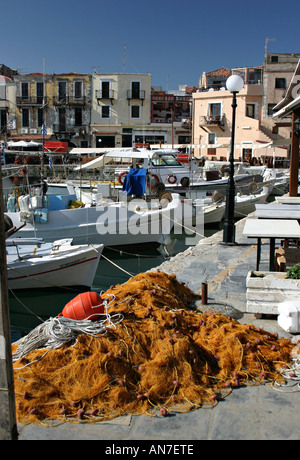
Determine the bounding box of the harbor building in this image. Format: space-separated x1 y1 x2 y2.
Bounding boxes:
9 72 91 148
192 53 300 165
90 72 152 148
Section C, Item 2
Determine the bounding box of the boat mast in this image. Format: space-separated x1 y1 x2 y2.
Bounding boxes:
41 57 46 182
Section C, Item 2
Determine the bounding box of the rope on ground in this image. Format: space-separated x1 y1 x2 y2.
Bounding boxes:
273 343 300 393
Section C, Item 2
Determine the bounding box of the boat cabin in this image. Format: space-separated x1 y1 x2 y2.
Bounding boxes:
72 148 201 188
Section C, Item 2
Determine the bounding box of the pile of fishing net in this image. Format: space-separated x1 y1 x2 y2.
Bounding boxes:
12 271 296 425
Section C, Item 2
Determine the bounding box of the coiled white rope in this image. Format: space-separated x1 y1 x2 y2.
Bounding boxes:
13 296 124 365
273 344 300 393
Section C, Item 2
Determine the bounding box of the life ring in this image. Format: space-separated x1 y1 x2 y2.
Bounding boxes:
167 174 177 184
249 181 258 193
118 171 128 185
147 174 160 189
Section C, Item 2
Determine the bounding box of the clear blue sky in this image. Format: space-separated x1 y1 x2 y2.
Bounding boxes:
1 0 299 90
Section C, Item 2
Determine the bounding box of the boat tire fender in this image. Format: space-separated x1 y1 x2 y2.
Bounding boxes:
4 214 14 233
180 177 190 187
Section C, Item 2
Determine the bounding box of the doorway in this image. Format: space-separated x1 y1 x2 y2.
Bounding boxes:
96 136 115 148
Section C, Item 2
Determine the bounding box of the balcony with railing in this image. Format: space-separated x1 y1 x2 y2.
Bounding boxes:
52 96 87 106
16 96 49 106
95 89 115 100
199 114 225 127
127 90 145 100
53 123 76 134
181 118 192 129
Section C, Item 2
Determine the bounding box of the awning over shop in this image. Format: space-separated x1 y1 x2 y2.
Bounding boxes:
44 141 68 154
7 140 42 147
69 148 111 155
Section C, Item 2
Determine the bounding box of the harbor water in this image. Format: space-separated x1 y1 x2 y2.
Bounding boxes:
9 225 221 341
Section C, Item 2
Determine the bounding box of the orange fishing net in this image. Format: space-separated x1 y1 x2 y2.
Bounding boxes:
13 271 295 425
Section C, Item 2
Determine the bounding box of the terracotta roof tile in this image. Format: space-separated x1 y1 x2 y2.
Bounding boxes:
206 67 231 77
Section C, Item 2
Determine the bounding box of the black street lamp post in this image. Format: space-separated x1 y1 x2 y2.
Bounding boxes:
223 75 244 244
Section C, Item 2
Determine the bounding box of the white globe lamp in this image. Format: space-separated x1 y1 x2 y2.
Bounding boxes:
226 75 244 93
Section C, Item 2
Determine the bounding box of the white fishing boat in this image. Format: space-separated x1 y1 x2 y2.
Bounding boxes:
271 171 290 196
6 238 103 290
233 186 270 218
47 148 273 199
193 198 226 225
193 186 270 223
242 165 289 197
5 189 183 248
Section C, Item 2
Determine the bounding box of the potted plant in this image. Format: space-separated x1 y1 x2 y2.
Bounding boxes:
287 264 300 280
246 264 300 316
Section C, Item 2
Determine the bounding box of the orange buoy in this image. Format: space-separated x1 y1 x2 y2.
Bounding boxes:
58 292 105 321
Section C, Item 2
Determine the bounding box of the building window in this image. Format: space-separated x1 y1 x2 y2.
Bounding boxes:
208 132 216 144
271 55 278 63
22 108 29 127
21 82 29 100
101 81 110 98
0 109 6 131
74 81 82 99
37 108 43 127
131 81 140 99
122 134 132 147
59 108 66 131
268 104 276 116
101 105 110 119
275 78 286 89
36 82 44 105
178 135 191 144
246 103 255 119
208 103 221 117
0 85 6 101
75 107 83 126
58 81 67 102
131 105 140 118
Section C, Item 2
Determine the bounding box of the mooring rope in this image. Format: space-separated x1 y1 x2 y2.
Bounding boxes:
100 253 134 277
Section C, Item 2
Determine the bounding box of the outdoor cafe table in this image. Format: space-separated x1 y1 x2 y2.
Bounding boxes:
242 218 300 271
254 204 300 219
275 196 300 204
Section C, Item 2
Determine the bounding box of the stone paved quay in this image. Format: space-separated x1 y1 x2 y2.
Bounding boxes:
17 216 300 441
